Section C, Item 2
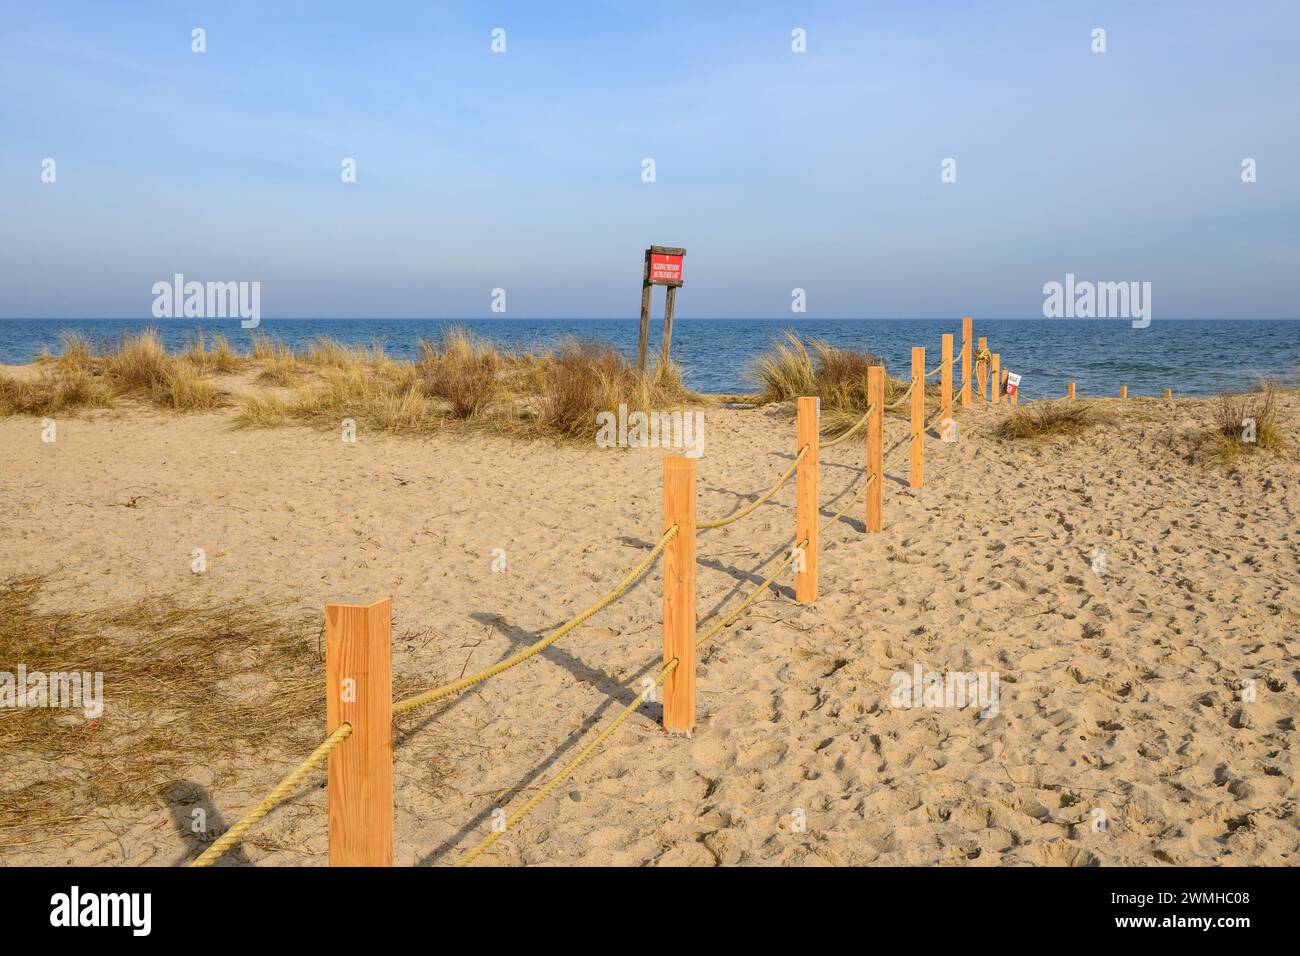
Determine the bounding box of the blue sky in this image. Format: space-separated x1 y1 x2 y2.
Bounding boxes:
1 1 1297 319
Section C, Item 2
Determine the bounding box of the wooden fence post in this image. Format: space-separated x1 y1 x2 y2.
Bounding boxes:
637 250 652 372
1164 388 1172 398
663 456 696 734
976 335 988 401
1067 382 1076 400
941 333 954 440
867 366 884 532
326 596 393 867
910 347 924 488
961 317 973 407
989 353 1000 405
1120 385 1128 400
660 286 678 366
795 397 819 603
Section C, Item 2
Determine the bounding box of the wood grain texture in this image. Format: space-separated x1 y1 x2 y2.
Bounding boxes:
326 596 392 867
941 333 954 440
1068 382 1076 400
991 353 1001 405
910 347 924 489
977 335 989 401
662 456 696 734
867 366 884 532
961 317 973 407
795 397 819 603
660 286 678 365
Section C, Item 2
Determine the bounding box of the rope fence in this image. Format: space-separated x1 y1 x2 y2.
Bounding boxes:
188 316 1017 868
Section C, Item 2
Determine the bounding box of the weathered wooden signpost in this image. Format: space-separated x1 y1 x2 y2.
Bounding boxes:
637 245 686 371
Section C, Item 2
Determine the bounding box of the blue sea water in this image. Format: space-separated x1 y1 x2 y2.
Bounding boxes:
0 318 1296 400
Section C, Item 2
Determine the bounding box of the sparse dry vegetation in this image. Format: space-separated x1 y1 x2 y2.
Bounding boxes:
2 329 226 415
750 331 922 438
1195 385 1286 464
993 401 1102 441
3 327 704 444
0 576 321 841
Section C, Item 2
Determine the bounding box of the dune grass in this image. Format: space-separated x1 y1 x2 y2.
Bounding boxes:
1195 384 1286 464
232 325 701 442
2 329 226 415
750 330 924 438
993 401 1103 441
0 576 321 840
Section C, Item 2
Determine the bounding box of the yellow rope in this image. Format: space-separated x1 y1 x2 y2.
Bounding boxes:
190 723 353 867
454 658 680 867
392 526 679 717
884 374 921 410
192 528 678 866
698 445 809 530
821 400 878 448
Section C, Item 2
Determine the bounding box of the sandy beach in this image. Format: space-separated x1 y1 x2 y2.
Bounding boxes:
2 370 1296 867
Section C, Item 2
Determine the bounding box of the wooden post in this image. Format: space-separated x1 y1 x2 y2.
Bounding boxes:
990 353 1001 405
909 348 924 488
1120 385 1128 400
1067 382 1076 400
326 596 393 867
662 456 696 734
1164 388 1172 398
795 397 819 603
637 251 652 372
960 317 972 407
660 286 678 366
976 335 988 401
866 366 884 532
940 333 954 439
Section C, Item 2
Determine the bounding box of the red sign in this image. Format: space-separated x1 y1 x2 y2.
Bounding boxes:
1005 372 1021 396
649 253 683 283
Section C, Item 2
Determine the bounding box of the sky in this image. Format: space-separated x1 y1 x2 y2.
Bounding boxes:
1 1 1297 320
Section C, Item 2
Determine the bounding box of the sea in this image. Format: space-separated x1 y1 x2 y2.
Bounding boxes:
1 318 1295 401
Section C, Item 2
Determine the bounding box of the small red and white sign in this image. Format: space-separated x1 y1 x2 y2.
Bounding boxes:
1005 372 1021 396
649 253 683 283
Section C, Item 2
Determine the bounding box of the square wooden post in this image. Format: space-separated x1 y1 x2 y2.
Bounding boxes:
990 353 1001 405
1164 388 1172 398
795 397 819 603
637 251 652 372
941 333 954 440
1120 385 1128 400
660 286 679 367
976 335 988 401
909 347 924 488
663 456 696 734
961 317 972 407
866 366 884 532
326 596 393 867
1067 382 1076 400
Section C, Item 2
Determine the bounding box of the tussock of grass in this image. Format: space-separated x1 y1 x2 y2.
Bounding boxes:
3 329 227 415
994 402 1101 441
183 332 244 375
750 331 915 438
1196 385 1286 464
417 327 500 419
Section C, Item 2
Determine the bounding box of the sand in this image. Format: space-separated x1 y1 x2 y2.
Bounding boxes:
1 384 1297 866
